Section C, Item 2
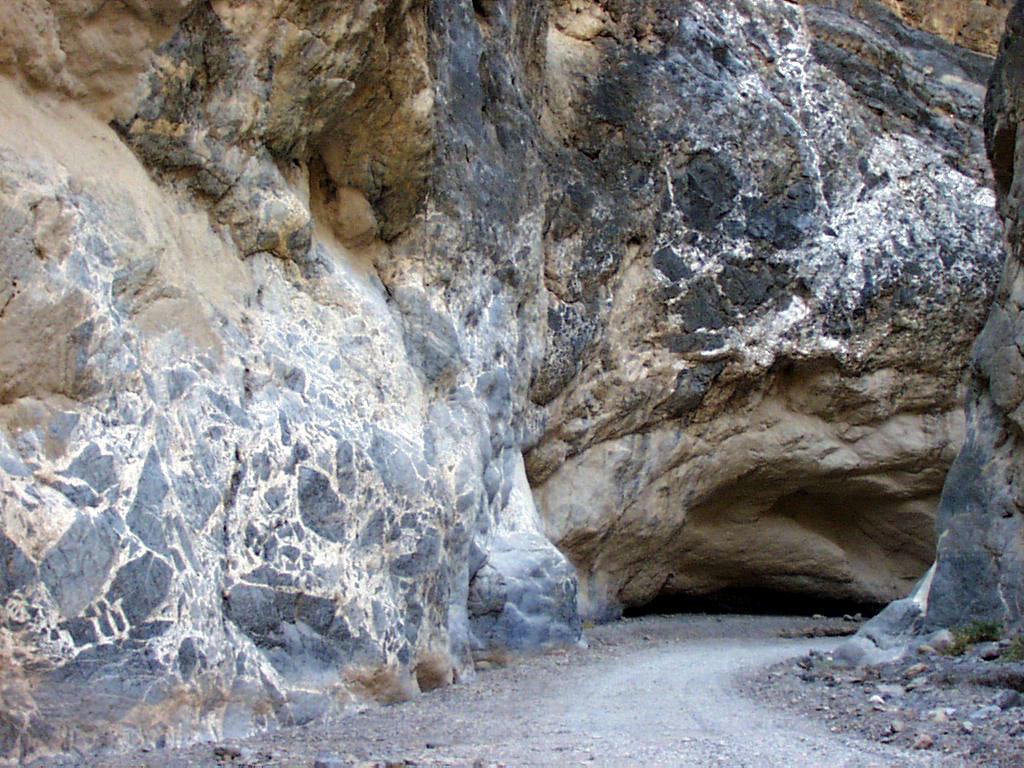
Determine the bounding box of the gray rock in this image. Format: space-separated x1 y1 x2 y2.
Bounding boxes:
394 287 464 382
468 531 581 652
994 689 1022 709
977 641 1003 660
893 0 1024 635
0 533 37 598
39 511 120 618
298 467 346 542
106 552 173 625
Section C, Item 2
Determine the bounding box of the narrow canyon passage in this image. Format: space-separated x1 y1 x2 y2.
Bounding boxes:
75 616 941 768
4 0 1022 761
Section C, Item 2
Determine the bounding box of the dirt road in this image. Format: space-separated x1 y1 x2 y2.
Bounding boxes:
68 615 952 767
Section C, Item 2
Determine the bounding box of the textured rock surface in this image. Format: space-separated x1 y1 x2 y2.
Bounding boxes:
530 0 1002 620
914 0 1024 631
874 0 1009 54
0 0 1005 763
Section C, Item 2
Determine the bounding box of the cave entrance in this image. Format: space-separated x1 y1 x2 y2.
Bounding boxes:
621 588 886 619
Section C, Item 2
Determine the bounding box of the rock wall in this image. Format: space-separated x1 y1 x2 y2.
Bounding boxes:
915 0 1024 631
0 0 1006 762
874 0 1009 54
530 0 1002 620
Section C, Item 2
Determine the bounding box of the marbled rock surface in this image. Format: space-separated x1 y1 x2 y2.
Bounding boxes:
530 0 1002 620
0 0 1005 763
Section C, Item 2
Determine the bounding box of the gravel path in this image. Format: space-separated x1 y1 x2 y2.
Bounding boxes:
62 615 946 768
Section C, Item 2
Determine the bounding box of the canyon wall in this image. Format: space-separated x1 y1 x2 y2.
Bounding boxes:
913 0 1024 631
0 0 1006 761
875 0 1009 54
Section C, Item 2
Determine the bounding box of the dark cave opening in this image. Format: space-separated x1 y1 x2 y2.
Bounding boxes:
621 587 886 619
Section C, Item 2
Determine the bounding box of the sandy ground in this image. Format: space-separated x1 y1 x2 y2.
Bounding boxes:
45 615 952 767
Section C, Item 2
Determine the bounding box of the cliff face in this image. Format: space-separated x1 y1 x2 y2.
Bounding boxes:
915 0 1024 630
875 0 1010 54
0 0 1006 761
529 0 1002 619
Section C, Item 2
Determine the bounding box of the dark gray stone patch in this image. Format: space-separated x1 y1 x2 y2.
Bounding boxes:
475 369 511 425
334 440 357 496
43 477 100 508
176 636 204 678
369 429 425 499
674 277 728 332
106 552 174 625
225 584 340 648
390 528 442 579
127 448 171 554
40 511 120 617
394 287 463 382
165 367 197 402
652 246 692 283
207 389 250 427
59 617 97 646
742 180 819 250
297 467 346 542
675 152 741 233
281 365 306 393
65 443 118 493
659 361 726 419
129 620 174 640
0 532 37 597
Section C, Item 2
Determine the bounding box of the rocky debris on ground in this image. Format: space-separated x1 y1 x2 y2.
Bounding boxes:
779 616 863 639
754 632 1024 767
31 615 923 768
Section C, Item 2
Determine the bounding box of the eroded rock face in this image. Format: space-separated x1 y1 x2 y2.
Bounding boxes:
530 0 1002 620
0 0 1005 762
918 0 1024 631
874 0 1009 54
0 3 578 760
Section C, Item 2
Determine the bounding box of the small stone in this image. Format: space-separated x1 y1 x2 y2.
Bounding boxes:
926 708 949 723
876 683 905 698
978 642 1002 661
970 705 1001 722
994 689 1022 709
962 720 975 733
891 719 906 733
903 663 928 678
313 759 348 768
913 733 934 750
906 675 929 691
916 644 936 655
928 630 955 653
